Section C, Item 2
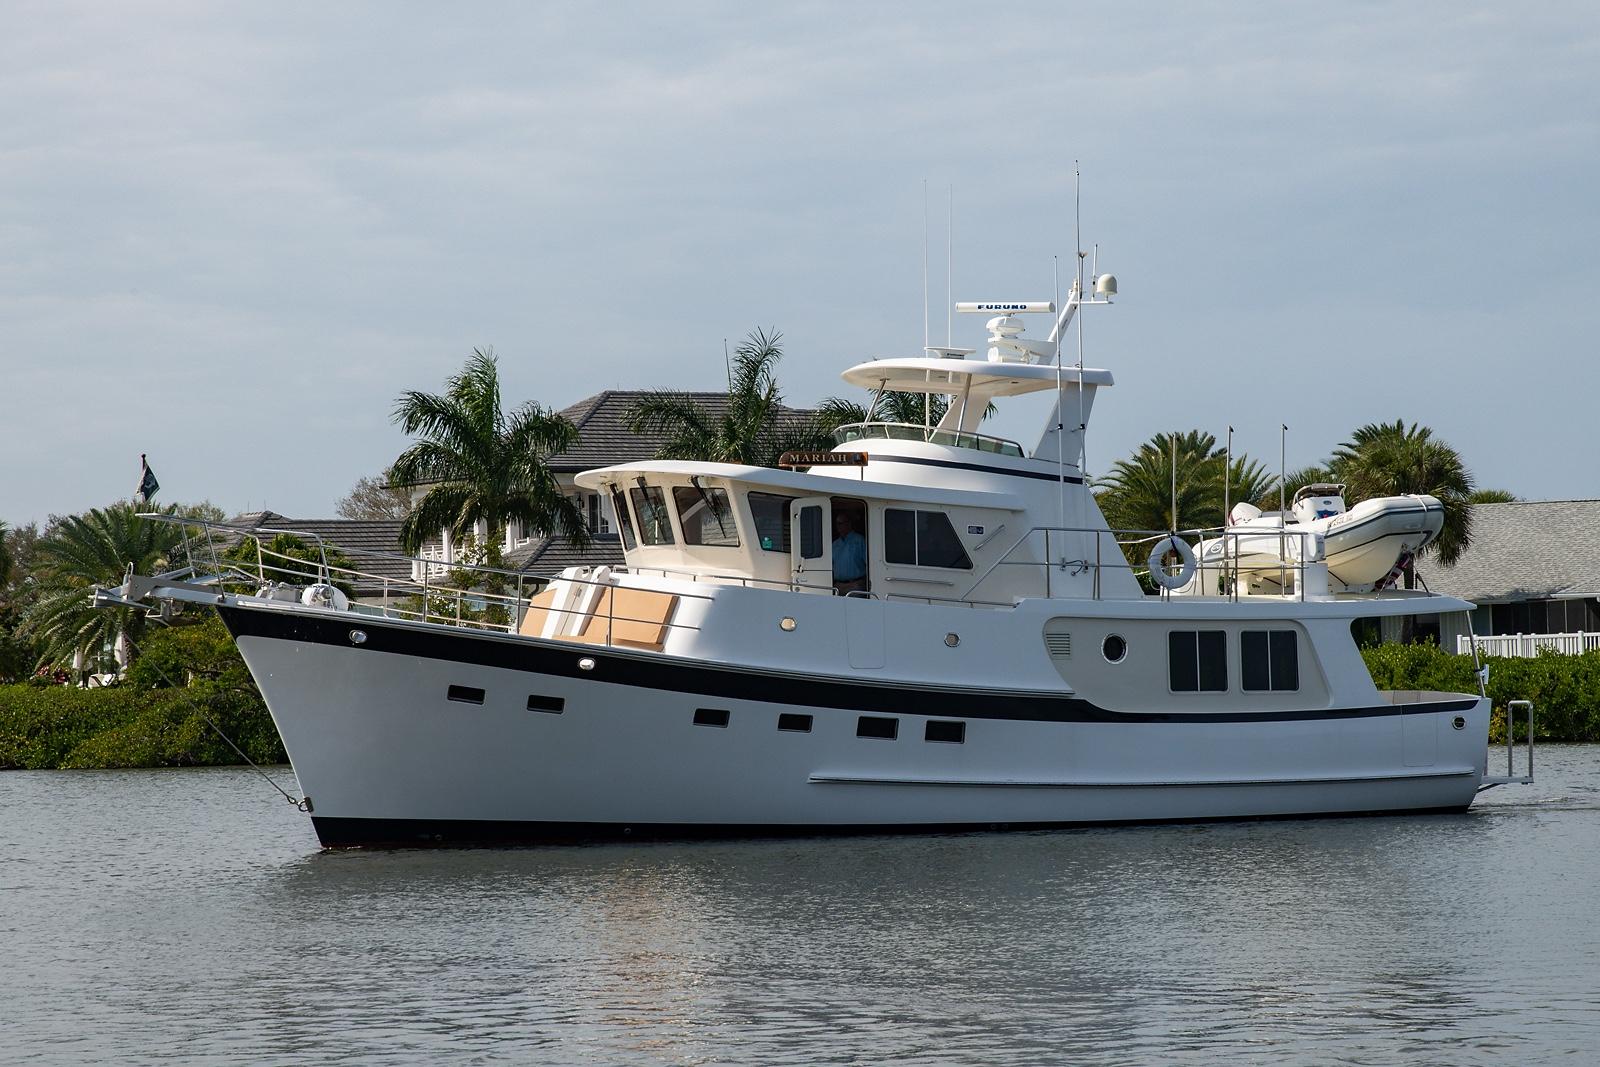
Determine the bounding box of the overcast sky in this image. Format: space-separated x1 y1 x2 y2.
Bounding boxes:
3 2 1597 527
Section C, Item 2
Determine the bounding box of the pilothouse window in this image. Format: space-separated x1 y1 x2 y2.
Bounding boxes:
672 486 740 547
609 488 637 550
884 509 972 569
749 492 796 553
628 486 675 546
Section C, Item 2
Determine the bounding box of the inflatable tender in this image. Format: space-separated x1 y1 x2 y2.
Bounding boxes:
1176 484 1444 595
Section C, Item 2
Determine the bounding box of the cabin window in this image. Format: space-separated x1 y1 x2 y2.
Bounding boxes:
857 715 898 740
1242 630 1299 692
778 713 813 732
672 486 740 547
526 694 565 714
447 685 486 705
628 486 675 546
884 508 973 569
610 488 637 550
1168 630 1227 692
694 708 731 728
925 720 965 744
749 492 796 553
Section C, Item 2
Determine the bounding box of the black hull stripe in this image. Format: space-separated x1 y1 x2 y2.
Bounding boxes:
311 805 1475 848
869 454 1085 484
218 605 1479 725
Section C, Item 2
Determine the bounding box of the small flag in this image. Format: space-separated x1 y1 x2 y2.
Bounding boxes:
135 454 160 504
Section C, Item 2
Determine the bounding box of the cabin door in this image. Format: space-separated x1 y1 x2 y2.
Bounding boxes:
790 496 833 592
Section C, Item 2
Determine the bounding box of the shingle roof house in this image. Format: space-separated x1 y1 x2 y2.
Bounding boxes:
1418 499 1600 635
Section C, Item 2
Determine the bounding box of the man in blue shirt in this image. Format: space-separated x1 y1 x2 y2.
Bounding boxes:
832 512 867 595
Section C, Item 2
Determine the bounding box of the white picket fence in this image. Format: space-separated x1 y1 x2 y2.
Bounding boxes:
1458 631 1600 657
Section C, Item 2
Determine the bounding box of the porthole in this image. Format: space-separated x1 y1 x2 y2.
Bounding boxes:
1102 634 1127 663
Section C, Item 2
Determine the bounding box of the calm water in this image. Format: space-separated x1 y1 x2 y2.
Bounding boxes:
2 748 1596 1066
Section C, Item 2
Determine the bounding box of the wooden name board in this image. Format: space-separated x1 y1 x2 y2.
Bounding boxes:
778 451 869 469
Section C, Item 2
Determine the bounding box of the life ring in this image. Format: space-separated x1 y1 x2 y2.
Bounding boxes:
1148 536 1197 590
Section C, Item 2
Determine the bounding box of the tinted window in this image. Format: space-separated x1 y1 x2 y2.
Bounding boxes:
857 715 898 739
628 486 675 546
1241 631 1271 691
693 708 730 728
609 488 637 550
1168 632 1199 691
672 485 740 547
1270 631 1299 691
885 508 916 564
448 685 485 704
925 720 965 744
1197 631 1227 691
1169 630 1226 692
917 511 972 568
749 492 795 553
526 694 565 714
799 505 824 559
883 508 972 569
1242 630 1299 691
778 713 813 732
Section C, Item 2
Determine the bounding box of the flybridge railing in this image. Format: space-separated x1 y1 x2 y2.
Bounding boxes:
832 422 1025 458
965 522 1338 603
135 514 710 644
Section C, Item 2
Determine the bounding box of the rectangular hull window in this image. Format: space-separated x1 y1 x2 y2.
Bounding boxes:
778 713 813 732
1243 630 1300 691
526 694 565 714
857 715 898 740
925 720 965 744
448 685 486 705
694 708 731 728
1168 631 1227 692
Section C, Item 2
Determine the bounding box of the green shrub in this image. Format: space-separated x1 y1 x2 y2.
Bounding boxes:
0 682 285 770
1360 643 1600 742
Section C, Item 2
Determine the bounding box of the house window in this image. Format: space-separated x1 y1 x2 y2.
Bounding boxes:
884 509 973 569
749 492 796 553
1169 630 1227 692
1241 630 1300 692
610 488 637 550
672 485 740 547
628 486 675 546
585 493 610 535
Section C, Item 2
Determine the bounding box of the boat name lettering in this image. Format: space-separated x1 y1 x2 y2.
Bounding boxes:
779 451 869 468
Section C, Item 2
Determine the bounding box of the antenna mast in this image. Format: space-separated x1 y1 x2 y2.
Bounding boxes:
922 179 930 429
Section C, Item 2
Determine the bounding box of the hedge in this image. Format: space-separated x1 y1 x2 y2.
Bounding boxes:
1361 642 1600 742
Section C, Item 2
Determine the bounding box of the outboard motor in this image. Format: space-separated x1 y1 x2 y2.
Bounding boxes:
1291 484 1348 525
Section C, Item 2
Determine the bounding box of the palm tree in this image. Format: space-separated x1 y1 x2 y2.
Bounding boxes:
626 329 837 466
390 348 590 565
19 504 191 671
1097 430 1276 533
1329 420 1475 582
1468 488 1517 504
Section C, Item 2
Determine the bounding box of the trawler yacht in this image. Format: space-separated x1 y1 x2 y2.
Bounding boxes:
106 285 1497 846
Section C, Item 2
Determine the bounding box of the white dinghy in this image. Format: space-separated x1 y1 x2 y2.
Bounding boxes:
1179 485 1445 595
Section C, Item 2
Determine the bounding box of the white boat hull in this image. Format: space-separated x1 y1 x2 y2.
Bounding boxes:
222 604 1489 847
